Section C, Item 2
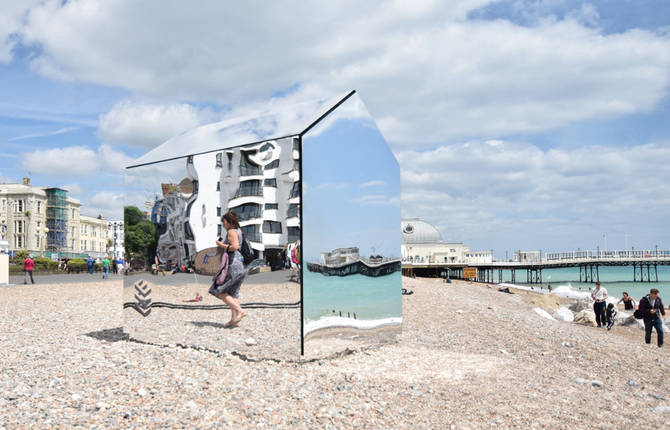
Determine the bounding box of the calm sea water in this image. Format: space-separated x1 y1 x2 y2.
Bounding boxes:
302 270 402 322
509 265 670 301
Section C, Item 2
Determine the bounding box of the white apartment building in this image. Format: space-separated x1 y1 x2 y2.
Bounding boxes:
107 220 124 259
80 215 109 259
401 218 493 264
0 178 84 257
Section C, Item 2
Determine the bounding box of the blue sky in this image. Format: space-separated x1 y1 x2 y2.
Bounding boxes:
0 1 668 256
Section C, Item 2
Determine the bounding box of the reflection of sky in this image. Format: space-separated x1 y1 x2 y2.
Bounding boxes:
302 100 400 262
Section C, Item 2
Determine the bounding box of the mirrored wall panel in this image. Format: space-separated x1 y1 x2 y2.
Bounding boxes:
301 94 402 358
123 137 301 360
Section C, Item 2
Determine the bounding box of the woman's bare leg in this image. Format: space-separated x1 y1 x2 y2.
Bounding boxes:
218 293 243 323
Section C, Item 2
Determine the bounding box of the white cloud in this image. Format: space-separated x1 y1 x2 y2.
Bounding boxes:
11 1 669 146
61 183 84 195
360 180 386 188
398 142 670 251
19 144 133 177
83 191 123 219
97 100 209 148
0 1 40 62
353 194 401 206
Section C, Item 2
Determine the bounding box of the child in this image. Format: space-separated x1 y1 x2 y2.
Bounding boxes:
606 302 617 330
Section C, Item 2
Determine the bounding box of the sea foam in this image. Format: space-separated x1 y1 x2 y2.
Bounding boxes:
304 316 402 334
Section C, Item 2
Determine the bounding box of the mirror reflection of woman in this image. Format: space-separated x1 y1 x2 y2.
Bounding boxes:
208 211 247 327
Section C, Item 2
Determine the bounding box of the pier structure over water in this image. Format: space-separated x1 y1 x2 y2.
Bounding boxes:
402 249 670 284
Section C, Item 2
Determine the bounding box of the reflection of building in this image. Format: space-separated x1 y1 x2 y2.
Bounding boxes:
107 220 124 259
307 247 400 277
0 178 83 257
151 137 301 265
80 215 109 259
401 218 492 264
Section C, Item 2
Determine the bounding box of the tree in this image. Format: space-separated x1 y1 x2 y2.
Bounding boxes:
124 206 144 227
124 206 157 261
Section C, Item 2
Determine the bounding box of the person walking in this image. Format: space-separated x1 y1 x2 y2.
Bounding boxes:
638 288 665 348
23 254 35 284
617 292 636 311
86 256 94 274
590 282 608 328
102 256 110 279
208 211 247 328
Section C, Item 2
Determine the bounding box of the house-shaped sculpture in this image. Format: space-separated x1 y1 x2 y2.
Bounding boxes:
124 90 401 359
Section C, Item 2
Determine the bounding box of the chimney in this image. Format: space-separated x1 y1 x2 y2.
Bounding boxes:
22 177 30 185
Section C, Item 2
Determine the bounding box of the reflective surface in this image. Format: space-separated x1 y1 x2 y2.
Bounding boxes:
301 94 402 357
124 138 301 360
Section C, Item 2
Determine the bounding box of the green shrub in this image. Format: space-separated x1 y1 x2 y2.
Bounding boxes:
34 257 58 271
67 258 87 273
10 251 29 265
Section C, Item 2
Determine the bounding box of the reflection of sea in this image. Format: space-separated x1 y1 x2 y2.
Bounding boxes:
303 270 402 328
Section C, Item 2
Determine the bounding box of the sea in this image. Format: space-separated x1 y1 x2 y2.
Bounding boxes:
302 269 402 333
503 265 670 301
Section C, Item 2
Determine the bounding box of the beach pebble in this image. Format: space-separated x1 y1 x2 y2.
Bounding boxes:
561 342 572 348
499 349 509 355
96 401 109 410
245 338 257 346
591 380 604 388
70 394 82 402
654 406 670 414
137 388 147 397
627 379 639 387
456 309 463 314
573 378 589 385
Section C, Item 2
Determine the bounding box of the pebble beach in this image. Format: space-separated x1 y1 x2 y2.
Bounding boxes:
1 276 669 429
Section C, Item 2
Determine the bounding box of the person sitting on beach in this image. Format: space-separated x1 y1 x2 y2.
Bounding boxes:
590 282 608 328
617 292 636 311
637 288 665 348
208 211 248 328
606 303 617 331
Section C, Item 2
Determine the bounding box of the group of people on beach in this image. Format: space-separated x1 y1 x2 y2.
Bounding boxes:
590 282 665 347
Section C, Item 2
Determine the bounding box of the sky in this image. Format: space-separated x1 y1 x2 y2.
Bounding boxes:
0 0 668 257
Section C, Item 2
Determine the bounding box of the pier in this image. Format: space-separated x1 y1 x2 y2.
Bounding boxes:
402 249 670 284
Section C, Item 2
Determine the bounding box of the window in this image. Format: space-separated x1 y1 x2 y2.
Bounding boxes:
15 220 23 233
81 240 84 250
1 199 5 212
264 159 279 170
241 224 261 243
287 203 299 218
193 180 199 194
293 138 299 151
216 181 220 191
92 241 96 251
240 152 262 176
187 155 193 164
232 203 262 221
15 235 22 248
217 224 222 237
17 200 24 212
264 178 277 187
265 203 278 210
37 201 42 214
216 153 223 168
259 142 274 152
226 152 233 170
263 221 282 234
216 207 221 217
290 182 300 199
36 234 40 248
184 222 194 241
287 226 300 243
234 180 262 198
84 240 87 250
71 227 75 237
81 225 84 234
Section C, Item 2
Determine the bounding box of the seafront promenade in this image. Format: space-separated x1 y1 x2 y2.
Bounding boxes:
404 249 670 284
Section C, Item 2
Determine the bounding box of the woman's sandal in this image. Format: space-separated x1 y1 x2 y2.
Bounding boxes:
223 320 237 328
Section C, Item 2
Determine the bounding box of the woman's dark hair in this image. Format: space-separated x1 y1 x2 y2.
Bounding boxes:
221 211 240 229
623 292 628 296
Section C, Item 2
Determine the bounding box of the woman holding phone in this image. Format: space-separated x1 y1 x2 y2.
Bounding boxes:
208 211 247 327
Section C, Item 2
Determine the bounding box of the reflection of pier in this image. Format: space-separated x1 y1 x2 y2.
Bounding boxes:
308 247 400 277
402 249 670 284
